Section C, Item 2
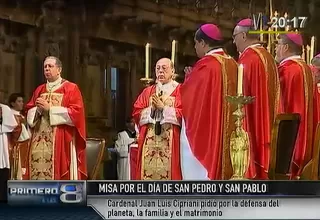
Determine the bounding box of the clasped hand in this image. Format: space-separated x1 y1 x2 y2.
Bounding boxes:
151 94 164 111
36 98 50 112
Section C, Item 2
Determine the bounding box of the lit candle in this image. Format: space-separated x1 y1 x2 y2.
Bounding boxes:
267 27 271 53
259 13 263 42
274 11 279 38
284 13 290 31
237 64 244 95
269 0 273 20
306 45 311 65
145 43 150 78
302 46 306 61
310 36 315 63
171 40 177 66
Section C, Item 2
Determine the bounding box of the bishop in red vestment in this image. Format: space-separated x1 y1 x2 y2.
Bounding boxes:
132 58 182 180
180 24 237 180
233 19 280 179
276 33 314 179
311 55 320 134
25 56 87 180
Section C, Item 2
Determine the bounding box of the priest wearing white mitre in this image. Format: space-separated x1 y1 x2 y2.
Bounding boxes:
0 103 18 202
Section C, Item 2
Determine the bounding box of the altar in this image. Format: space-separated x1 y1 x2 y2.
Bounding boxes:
129 144 138 180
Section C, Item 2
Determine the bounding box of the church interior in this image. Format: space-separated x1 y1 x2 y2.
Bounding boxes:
0 0 319 179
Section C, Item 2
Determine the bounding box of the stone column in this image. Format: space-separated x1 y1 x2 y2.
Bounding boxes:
68 9 80 83
36 1 66 77
24 29 37 97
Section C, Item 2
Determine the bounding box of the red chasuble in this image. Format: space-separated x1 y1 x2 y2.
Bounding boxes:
25 80 87 180
239 45 280 180
311 66 320 137
132 81 182 180
180 50 237 180
278 58 313 178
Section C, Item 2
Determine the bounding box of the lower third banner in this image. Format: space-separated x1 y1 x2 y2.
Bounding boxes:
87 197 320 219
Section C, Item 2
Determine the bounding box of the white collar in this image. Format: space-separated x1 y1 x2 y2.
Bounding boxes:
47 77 62 88
156 80 178 95
280 55 302 65
242 44 261 54
206 48 224 55
10 109 20 115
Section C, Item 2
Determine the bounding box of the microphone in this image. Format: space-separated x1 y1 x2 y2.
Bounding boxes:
150 83 163 119
0 106 2 125
154 84 163 136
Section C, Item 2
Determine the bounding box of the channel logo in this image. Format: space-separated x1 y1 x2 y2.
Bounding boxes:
8 180 86 205
60 184 83 203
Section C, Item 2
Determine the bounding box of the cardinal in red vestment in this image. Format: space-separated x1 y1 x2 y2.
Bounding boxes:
232 19 280 179
275 33 314 179
180 24 237 180
132 58 182 180
25 56 87 180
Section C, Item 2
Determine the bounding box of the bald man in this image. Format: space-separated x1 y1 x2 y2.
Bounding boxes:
132 58 182 180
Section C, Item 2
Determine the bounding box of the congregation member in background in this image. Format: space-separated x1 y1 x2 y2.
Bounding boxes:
233 18 280 179
25 56 87 180
8 93 30 180
115 117 137 180
0 102 17 202
180 24 237 180
132 57 182 180
275 33 313 179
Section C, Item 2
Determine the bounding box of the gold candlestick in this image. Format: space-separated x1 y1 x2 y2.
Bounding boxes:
226 95 255 180
226 64 255 180
140 77 154 87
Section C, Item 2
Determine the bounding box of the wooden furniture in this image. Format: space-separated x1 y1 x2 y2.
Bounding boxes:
86 138 106 180
300 123 320 180
269 114 300 180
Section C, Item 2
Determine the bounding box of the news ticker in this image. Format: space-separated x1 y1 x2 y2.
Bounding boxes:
7 180 320 206
8 181 320 219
